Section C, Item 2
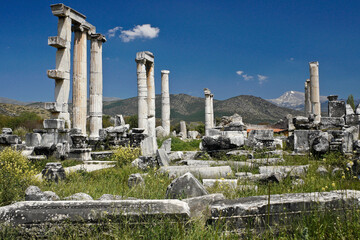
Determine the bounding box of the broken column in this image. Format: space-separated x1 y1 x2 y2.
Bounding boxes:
89 34 106 140
72 25 88 135
305 79 311 117
309 61 321 122
180 121 187 139
46 7 72 128
161 70 171 136
204 88 212 136
210 93 215 128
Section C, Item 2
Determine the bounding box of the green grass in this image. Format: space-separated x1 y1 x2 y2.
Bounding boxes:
2 149 360 238
158 137 201 151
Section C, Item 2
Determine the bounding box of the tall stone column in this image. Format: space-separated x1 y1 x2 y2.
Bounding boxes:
89 34 106 140
204 88 212 136
180 121 187 139
304 79 311 117
72 27 87 134
210 93 214 128
309 61 321 122
136 59 148 132
161 70 171 136
47 14 72 128
147 62 156 138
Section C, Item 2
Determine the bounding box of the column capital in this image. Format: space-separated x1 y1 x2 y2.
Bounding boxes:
135 58 147 65
204 88 211 95
161 70 170 74
90 33 107 42
309 61 319 67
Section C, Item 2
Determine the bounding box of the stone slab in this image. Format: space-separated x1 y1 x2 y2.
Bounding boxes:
159 166 233 179
208 190 360 231
258 165 309 177
0 199 190 226
178 160 253 168
182 194 225 218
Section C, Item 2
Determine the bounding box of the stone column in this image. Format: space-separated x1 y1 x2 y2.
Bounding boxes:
309 61 321 122
204 88 212 136
47 14 72 128
210 93 214 128
180 121 187 139
304 79 311 117
161 70 171 136
147 62 156 138
136 59 148 132
89 34 106 140
72 26 87 134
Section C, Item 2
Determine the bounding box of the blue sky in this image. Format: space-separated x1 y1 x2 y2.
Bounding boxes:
0 0 359 102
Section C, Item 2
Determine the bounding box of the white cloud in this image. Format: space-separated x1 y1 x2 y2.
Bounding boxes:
120 24 160 42
257 74 268 84
236 70 243 76
107 26 122 38
242 74 254 81
290 57 294 61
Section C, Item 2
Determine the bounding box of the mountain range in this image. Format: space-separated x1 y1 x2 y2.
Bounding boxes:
267 91 328 110
0 93 306 124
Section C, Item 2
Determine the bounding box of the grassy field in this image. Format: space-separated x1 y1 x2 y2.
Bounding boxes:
1 141 360 239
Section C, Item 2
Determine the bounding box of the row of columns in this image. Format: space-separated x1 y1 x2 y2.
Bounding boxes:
47 4 105 139
305 61 321 122
136 51 171 137
204 88 214 136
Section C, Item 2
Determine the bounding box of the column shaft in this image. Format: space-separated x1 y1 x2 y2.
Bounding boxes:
137 60 148 131
309 62 321 122
54 16 71 127
89 37 104 139
210 94 214 128
147 63 156 138
161 70 170 136
204 88 212 136
304 79 312 117
72 29 87 134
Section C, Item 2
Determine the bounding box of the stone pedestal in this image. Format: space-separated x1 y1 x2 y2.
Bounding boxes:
161 70 171 136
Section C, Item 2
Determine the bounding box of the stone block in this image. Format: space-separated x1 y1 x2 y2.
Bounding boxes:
328 100 346 117
43 119 65 129
259 165 309 178
345 114 360 126
168 151 183 161
188 131 200 139
320 117 345 129
156 149 170 166
248 129 274 141
41 162 66 183
182 194 225 218
346 104 355 115
160 138 171 153
156 126 167 138
202 135 244 151
202 179 238 188
208 190 360 231
356 104 360 114
166 172 208 199
40 133 57 148
47 69 65 80
293 130 310 153
64 193 93 201
2 128 12 135
25 186 47 201
159 166 233 179
25 133 41 147
44 102 64 113
178 160 252 168
69 148 92 161
128 173 145 188
115 114 126 126
141 137 157 157
48 36 66 48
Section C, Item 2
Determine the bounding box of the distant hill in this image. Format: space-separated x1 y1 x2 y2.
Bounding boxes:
0 103 50 119
0 97 28 106
3 93 303 124
103 94 302 124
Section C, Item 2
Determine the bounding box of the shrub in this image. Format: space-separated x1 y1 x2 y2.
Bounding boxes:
13 127 28 139
0 148 36 206
110 146 141 167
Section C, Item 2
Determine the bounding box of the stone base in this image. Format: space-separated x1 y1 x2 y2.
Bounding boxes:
69 148 92 161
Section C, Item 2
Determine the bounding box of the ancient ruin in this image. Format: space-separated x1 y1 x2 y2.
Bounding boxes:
161 70 171 136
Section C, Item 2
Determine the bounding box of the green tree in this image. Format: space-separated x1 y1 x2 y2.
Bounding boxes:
347 94 355 111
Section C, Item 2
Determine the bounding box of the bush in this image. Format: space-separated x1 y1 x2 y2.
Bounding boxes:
0 148 36 206
110 146 141 167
